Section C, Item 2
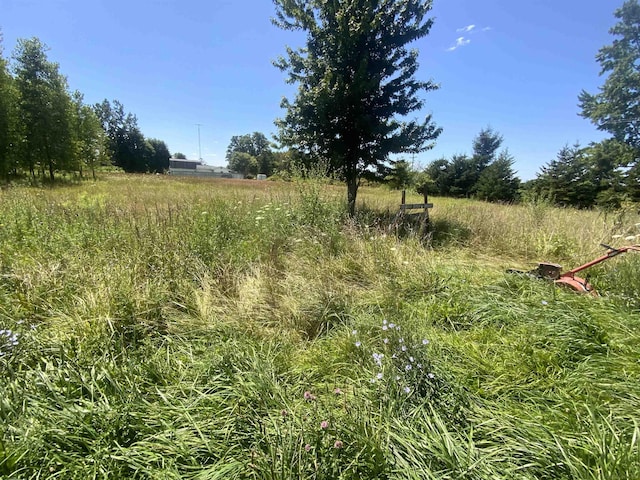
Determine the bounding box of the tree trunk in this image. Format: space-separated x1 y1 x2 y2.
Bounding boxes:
346 174 358 217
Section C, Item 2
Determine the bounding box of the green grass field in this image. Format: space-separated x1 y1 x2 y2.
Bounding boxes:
1 174 639 479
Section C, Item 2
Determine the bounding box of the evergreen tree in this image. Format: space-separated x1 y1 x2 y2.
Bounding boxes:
534 144 594 208
475 150 520 202
579 0 640 149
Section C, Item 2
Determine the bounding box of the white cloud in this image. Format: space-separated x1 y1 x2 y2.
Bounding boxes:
482 26 492 32
447 37 471 52
456 24 475 33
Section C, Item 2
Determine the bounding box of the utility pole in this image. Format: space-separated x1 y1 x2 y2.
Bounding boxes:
196 124 203 161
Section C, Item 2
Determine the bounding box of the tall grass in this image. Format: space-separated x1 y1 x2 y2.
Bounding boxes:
0 174 639 478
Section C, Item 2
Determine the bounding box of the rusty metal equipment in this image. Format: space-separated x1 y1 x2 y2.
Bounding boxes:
510 244 640 295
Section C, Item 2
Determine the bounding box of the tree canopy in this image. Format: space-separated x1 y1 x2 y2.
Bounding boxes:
273 0 441 215
422 127 519 202
225 132 276 176
0 36 171 182
579 0 640 149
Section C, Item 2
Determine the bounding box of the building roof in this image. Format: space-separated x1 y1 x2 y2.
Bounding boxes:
169 157 201 163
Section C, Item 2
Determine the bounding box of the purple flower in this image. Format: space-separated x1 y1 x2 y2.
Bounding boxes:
405 364 412 371
382 325 388 331
304 444 311 452
376 372 383 380
320 420 329 429
422 339 429 345
373 352 384 366
404 386 411 394
304 391 316 401
281 409 288 417
334 440 344 449
427 373 435 379
355 341 361 347
383 338 389 344
334 388 343 395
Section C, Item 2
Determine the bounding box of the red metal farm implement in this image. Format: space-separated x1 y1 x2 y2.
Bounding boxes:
510 243 640 295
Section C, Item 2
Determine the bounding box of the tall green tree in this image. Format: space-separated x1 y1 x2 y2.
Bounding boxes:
533 144 595 208
579 0 640 149
94 99 147 172
472 127 503 168
273 0 441 215
424 158 452 196
228 151 258 177
70 91 107 180
0 32 18 180
474 150 520 202
386 160 416 190
13 37 73 181
226 132 275 175
147 138 171 173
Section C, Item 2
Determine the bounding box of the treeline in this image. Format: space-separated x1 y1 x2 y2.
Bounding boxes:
381 127 639 210
226 128 639 211
420 128 520 202
525 139 639 209
226 131 309 179
0 36 170 182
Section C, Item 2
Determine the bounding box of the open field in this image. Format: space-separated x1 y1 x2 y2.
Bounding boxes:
1 174 640 479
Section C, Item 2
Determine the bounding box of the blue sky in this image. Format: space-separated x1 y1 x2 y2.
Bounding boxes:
1 0 619 180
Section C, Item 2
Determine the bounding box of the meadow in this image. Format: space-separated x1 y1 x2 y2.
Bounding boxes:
1 174 639 479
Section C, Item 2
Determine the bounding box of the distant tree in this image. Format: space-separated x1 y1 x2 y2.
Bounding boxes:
273 0 442 216
579 0 640 150
70 91 106 180
147 138 170 173
414 171 435 199
386 160 416 190
472 127 503 169
13 37 73 181
425 158 452 196
447 154 477 197
425 128 511 199
173 152 186 159
533 144 595 208
470 127 503 193
268 149 311 178
530 140 638 209
226 132 274 175
584 138 635 207
228 151 258 177
475 150 520 202
94 99 147 172
0 33 18 180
